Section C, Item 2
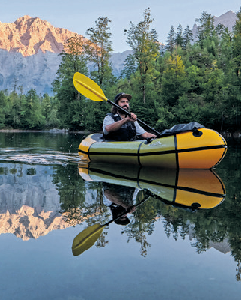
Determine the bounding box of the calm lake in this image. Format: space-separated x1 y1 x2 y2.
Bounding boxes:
0 131 241 300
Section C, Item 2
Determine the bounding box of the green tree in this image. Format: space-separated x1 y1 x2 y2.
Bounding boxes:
195 11 215 46
84 17 117 131
85 17 114 87
125 8 160 104
121 54 137 80
21 89 45 129
232 8 241 73
0 91 7 128
166 25 175 53
41 93 59 128
52 35 88 130
156 53 188 129
183 25 193 49
221 8 241 131
175 24 184 47
7 91 21 128
41 93 51 120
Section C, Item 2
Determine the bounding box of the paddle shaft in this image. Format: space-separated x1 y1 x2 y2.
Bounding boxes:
107 99 162 137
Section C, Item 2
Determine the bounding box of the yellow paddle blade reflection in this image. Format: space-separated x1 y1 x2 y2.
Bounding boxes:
72 223 104 256
73 72 107 102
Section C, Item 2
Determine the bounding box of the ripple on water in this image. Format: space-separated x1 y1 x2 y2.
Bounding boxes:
0 149 86 165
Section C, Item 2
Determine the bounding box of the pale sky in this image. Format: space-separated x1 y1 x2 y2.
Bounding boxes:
0 0 240 52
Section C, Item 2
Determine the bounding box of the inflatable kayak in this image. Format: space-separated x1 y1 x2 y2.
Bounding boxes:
79 123 227 169
79 162 225 210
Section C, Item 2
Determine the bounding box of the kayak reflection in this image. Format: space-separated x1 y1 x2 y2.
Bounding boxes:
72 162 225 256
79 162 226 210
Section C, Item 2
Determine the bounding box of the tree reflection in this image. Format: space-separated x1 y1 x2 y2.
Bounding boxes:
122 195 159 256
95 231 109 248
53 163 108 226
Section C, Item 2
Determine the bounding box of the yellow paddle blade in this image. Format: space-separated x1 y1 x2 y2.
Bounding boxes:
72 223 104 256
73 72 108 102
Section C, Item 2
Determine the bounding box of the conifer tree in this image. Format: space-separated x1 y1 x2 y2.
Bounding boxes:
195 12 215 47
183 25 193 49
84 17 117 131
121 54 137 80
85 17 114 87
21 89 45 129
125 8 160 104
175 24 183 47
224 7 241 130
52 35 88 130
166 25 175 53
0 91 7 128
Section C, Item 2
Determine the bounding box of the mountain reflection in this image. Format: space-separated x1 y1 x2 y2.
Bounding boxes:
0 163 68 240
0 162 101 240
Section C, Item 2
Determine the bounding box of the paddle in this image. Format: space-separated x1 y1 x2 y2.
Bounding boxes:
72 192 151 256
73 72 162 137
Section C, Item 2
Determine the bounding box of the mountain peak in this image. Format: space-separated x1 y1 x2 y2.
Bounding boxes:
15 15 32 21
213 10 237 31
0 15 83 56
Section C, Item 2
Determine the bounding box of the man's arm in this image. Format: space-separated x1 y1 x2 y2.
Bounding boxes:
105 118 128 132
103 113 137 134
135 121 157 139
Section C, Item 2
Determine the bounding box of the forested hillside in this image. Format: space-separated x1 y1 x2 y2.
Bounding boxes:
1 9 241 134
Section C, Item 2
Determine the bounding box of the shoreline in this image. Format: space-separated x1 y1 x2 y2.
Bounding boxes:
0 128 240 138
0 128 91 134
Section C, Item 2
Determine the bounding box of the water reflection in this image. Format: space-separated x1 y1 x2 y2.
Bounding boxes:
2 132 241 282
75 157 240 281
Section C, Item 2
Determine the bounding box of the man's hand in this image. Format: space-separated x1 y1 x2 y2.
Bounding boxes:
125 113 137 122
141 132 157 139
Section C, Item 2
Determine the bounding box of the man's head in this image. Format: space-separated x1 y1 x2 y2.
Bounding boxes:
114 92 132 104
112 92 132 114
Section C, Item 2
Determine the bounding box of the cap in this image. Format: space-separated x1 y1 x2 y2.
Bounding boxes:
114 92 132 104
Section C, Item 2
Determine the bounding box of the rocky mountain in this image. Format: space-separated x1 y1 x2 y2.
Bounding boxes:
0 49 62 94
0 48 130 95
213 10 237 31
0 15 130 94
0 12 238 95
192 10 237 39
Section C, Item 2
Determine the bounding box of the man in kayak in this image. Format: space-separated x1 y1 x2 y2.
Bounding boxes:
103 92 157 141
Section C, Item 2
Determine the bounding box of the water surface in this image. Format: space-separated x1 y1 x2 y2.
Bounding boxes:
0 132 241 300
